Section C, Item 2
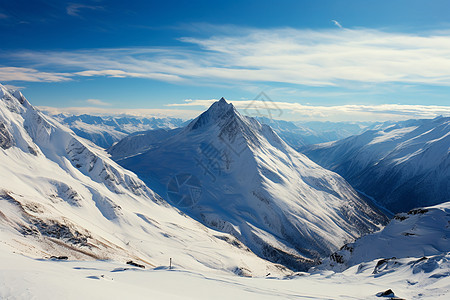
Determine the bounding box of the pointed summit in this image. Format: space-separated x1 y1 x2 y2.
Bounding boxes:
209 97 233 113
188 97 237 130
212 97 232 110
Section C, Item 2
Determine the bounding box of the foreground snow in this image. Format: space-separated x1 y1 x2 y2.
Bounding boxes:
0 245 448 299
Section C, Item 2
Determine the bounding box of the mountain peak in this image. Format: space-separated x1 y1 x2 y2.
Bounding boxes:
188 97 237 130
209 97 233 112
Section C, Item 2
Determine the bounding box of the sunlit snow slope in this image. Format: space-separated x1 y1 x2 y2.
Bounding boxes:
0 85 290 277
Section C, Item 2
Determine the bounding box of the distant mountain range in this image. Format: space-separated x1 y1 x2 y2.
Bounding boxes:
49 113 186 148
255 117 389 150
302 117 450 213
45 112 387 150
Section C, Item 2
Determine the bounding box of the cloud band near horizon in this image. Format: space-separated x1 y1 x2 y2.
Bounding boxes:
167 99 450 121
37 98 450 122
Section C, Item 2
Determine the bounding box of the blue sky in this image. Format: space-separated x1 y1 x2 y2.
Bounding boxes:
1 0 450 121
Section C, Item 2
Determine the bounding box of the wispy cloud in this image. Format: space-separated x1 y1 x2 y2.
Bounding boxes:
66 3 104 17
86 99 110 106
36 99 450 122
0 13 8 19
331 20 343 28
75 69 182 81
167 99 450 121
4 26 450 88
0 67 72 82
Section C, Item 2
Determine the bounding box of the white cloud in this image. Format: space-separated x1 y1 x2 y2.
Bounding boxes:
178 28 450 86
37 99 450 122
0 67 72 82
66 3 104 17
86 99 110 106
0 13 8 19
75 69 182 81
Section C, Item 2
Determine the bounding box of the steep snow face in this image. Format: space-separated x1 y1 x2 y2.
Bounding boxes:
318 201 450 273
0 85 292 277
48 113 185 148
115 98 388 271
302 117 450 213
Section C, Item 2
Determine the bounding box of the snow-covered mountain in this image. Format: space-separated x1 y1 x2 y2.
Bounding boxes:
302 117 450 213
113 98 388 271
317 201 450 273
0 85 292 277
48 113 185 149
1 88 448 298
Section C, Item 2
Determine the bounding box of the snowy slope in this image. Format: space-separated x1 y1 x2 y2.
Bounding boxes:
49 113 185 148
302 117 450 213
0 85 291 277
114 98 388 271
317 201 450 275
